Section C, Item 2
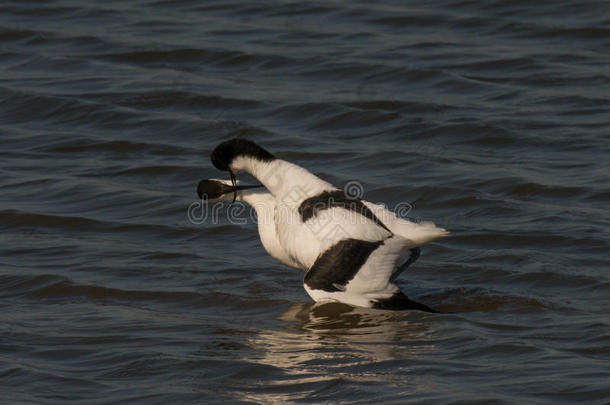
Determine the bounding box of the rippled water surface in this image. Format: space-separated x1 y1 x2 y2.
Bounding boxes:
1 1 609 403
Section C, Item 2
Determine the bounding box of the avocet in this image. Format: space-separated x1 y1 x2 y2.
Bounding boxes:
200 139 448 311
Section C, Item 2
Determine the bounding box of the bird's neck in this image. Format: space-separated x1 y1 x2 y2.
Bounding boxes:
236 189 275 219
232 157 334 206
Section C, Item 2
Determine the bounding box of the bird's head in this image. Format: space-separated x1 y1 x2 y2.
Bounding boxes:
196 178 263 203
210 138 274 172
211 137 273 172
210 138 275 203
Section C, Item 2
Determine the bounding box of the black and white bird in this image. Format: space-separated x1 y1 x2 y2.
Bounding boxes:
202 138 449 312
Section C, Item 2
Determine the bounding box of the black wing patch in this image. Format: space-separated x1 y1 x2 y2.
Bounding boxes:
304 239 383 292
298 190 392 234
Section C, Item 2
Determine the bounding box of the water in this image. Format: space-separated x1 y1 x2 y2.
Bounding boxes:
1 0 609 403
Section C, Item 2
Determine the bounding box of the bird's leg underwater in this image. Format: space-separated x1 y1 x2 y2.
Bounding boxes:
230 171 237 204
373 290 440 313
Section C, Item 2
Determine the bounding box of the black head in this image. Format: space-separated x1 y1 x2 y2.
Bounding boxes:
197 179 264 200
197 179 229 200
210 138 275 171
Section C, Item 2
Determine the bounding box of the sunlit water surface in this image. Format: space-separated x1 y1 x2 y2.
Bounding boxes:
1 0 609 403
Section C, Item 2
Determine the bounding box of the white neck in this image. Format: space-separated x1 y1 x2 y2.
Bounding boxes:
235 188 303 270
235 188 275 222
232 157 335 207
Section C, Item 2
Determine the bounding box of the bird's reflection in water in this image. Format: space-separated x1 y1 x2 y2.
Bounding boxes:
250 301 438 370
280 301 399 333
235 302 440 403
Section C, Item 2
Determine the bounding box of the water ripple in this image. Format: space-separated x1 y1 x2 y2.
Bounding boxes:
1 0 609 403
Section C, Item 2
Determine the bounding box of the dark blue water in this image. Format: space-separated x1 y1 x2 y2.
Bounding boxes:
1 1 609 403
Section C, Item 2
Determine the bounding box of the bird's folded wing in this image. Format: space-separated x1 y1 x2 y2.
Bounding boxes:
304 236 416 295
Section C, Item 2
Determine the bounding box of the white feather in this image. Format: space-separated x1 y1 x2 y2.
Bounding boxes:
363 201 450 244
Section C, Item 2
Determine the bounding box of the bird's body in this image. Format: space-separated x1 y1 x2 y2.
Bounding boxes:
203 139 449 311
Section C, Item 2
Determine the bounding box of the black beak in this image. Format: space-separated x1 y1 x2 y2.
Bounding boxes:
226 171 265 203
196 179 264 200
229 183 264 193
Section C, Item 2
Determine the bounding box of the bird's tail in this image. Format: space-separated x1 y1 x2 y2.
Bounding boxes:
406 221 450 246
